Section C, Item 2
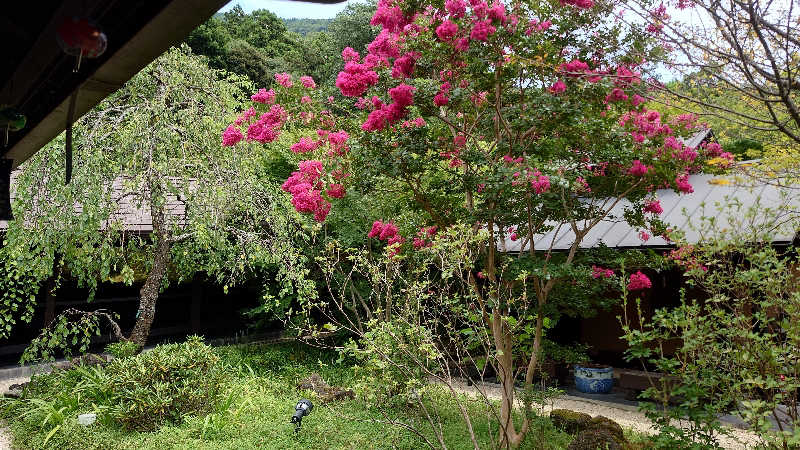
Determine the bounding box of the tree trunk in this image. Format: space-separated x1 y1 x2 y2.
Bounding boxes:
127 176 170 348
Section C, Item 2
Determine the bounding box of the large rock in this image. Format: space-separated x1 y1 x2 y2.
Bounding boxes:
550 409 592 434
297 373 354 402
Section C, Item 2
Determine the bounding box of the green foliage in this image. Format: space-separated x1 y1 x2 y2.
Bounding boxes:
282 18 332 35
0 254 40 338
100 336 226 431
104 341 139 359
1 342 578 449
620 193 800 449
20 310 114 364
344 319 440 403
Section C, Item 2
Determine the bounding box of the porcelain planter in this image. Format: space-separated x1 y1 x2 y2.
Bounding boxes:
574 364 613 394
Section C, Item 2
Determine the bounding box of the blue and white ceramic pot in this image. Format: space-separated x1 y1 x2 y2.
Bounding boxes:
574 364 613 394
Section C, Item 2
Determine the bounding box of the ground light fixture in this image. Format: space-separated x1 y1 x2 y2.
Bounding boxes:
291 399 313 432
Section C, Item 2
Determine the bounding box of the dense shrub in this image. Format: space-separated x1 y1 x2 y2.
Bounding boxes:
104 340 140 359
102 336 226 431
567 428 622 450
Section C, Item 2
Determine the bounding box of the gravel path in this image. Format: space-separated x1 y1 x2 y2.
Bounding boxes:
0 376 29 450
444 378 762 450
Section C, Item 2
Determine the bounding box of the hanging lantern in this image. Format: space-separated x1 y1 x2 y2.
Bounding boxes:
0 159 12 221
0 107 26 147
56 17 107 72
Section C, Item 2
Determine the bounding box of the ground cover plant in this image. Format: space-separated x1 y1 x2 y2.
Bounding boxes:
1 341 578 450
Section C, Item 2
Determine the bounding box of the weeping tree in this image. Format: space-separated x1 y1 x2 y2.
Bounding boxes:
1 46 313 357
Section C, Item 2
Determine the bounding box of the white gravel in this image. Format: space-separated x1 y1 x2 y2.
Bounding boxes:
0 376 30 450
444 378 762 450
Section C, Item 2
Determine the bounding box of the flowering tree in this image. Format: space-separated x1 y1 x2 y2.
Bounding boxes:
224 0 719 445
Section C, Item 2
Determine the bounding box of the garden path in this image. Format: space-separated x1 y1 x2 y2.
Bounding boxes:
445 378 761 450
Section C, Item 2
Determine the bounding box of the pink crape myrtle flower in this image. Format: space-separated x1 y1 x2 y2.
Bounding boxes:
470 20 497 41
251 88 276 104
221 125 243 147
445 0 466 17
368 220 385 238
290 137 318 153
639 230 651 242
436 20 459 41
300 75 316 89
675 173 694 193
629 160 650 176
275 72 293 87
627 271 652 291
643 199 663 214
591 265 614 278
549 80 567 94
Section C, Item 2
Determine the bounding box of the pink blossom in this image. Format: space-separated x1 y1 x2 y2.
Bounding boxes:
703 142 723 157
368 220 384 238
531 171 551 194
455 38 470 51
470 20 497 41
290 136 318 153
488 1 507 22
643 199 663 214
445 0 467 17
592 265 614 278
379 221 399 240
639 231 651 242
367 29 400 59
392 52 418 79
336 58 380 97
275 72 293 88
510 232 519 241
436 20 459 41
549 80 567 94
676 147 698 162
371 0 409 33
434 92 450 106
606 88 629 102
559 60 590 75
675 173 694 193
629 160 650 176
561 0 594 8
301 96 312 104
627 271 652 290
326 184 346 198
221 125 243 147
300 76 316 89
251 88 276 104
328 130 349 148
389 83 416 108
630 94 646 107
454 135 466 147
342 47 360 63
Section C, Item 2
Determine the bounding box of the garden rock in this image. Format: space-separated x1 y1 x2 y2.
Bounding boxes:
297 373 355 402
68 353 112 369
550 408 592 434
567 428 621 450
588 415 625 443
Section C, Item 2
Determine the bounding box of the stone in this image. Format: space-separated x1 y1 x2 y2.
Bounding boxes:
567 428 621 450
550 408 592 434
297 373 355 403
588 415 625 443
77 413 97 426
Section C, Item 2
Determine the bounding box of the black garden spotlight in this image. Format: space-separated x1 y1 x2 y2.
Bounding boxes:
290 399 313 432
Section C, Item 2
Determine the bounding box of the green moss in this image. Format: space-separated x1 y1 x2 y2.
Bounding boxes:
567 428 621 450
588 415 625 443
550 409 592 434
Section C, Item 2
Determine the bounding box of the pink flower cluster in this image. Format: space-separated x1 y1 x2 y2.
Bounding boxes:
560 0 594 9
675 173 693 193
275 72 292 88
281 160 332 222
643 199 663 215
291 136 318 154
362 83 416 131
530 170 551 194
246 104 286 144
300 75 316 89
413 226 438 249
549 80 567 94
251 88 276 104
668 245 707 272
368 220 406 255
221 125 243 147
335 48 379 98
591 265 614 278
434 82 452 107
627 271 652 291
525 19 552 35
629 160 650 176
436 20 459 41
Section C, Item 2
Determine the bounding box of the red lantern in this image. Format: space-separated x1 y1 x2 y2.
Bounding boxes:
56 17 107 72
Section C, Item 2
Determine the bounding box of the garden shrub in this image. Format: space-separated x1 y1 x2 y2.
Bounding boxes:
101 336 226 431
104 340 139 359
550 409 592 434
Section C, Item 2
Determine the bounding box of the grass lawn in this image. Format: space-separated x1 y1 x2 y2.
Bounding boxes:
1 342 575 449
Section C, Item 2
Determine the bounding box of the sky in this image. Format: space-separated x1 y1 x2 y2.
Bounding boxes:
219 0 366 19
